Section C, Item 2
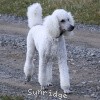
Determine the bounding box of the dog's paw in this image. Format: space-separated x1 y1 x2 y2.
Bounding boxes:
41 86 48 91
61 85 72 94
47 83 53 87
64 89 73 94
25 75 31 84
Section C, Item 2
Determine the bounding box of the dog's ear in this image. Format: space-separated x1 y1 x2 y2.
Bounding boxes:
44 15 60 38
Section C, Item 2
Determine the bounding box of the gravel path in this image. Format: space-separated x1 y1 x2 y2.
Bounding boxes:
0 15 100 100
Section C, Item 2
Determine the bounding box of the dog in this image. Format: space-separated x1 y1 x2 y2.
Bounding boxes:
24 3 75 93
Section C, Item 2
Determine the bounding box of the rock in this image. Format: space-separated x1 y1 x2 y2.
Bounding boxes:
91 93 97 98
81 81 86 84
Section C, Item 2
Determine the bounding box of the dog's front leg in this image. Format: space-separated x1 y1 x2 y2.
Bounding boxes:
58 37 70 94
38 55 48 90
46 62 53 86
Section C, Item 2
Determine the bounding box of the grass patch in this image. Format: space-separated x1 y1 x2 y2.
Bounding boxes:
0 95 24 100
0 0 100 24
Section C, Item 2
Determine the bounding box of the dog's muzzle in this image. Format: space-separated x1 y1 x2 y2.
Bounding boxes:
57 25 75 38
68 25 75 31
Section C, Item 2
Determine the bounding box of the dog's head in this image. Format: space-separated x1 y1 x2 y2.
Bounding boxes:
44 9 75 38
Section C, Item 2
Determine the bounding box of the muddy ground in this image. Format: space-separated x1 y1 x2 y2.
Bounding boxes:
0 16 100 100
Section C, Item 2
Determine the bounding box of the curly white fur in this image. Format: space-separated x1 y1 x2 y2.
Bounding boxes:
27 3 42 28
24 3 75 93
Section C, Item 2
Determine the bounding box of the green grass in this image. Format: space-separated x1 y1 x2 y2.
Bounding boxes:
0 0 100 25
0 95 24 100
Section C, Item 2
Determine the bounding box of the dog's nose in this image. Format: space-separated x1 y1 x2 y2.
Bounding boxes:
68 25 75 31
71 25 74 30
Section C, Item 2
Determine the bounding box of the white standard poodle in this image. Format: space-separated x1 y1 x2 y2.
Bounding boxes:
24 3 75 93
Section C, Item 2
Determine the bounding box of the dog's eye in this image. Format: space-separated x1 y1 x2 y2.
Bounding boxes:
67 18 69 21
61 19 65 23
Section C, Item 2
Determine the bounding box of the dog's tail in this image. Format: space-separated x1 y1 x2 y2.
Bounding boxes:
27 3 42 28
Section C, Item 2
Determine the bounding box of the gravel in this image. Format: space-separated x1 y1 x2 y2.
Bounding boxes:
0 33 26 50
0 32 100 59
0 14 27 24
0 14 100 32
0 14 100 100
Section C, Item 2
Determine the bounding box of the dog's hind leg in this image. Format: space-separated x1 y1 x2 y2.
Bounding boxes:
24 33 35 83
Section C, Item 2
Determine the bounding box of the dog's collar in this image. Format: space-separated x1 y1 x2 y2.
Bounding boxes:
33 24 42 26
59 31 64 37
56 30 66 38
56 33 63 38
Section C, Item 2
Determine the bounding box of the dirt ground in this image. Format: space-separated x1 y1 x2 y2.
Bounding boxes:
0 20 100 100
